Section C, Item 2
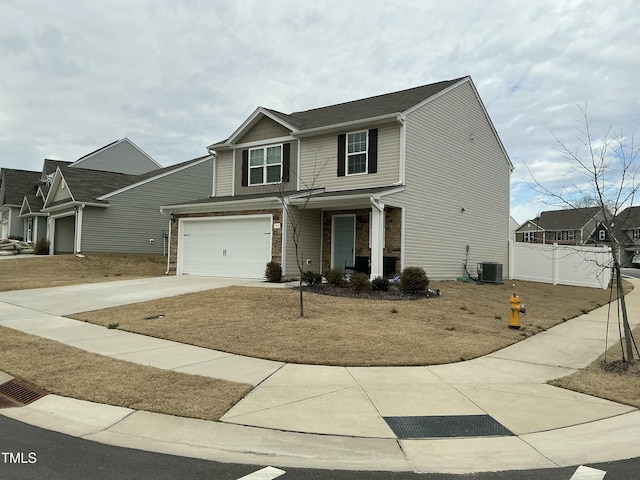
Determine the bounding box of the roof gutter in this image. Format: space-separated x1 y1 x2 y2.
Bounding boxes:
293 112 402 138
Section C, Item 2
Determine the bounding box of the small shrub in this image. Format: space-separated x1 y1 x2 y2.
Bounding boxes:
324 268 344 287
34 239 50 255
107 323 119 329
302 270 322 286
264 261 282 283
371 276 390 292
399 266 429 293
350 272 371 293
390 307 399 314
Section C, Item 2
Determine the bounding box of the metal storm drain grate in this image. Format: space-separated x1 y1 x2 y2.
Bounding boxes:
384 415 514 439
0 379 46 408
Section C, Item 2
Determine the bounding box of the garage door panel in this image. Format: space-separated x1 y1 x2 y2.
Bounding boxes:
179 216 272 278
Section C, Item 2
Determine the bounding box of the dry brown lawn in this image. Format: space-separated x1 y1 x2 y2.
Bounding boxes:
0 253 166 291
0 325 252 420
0 254 636 420
70 280 619 366
551 325 640 408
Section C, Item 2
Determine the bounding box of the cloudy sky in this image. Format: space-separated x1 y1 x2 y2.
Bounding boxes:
1 0 638 223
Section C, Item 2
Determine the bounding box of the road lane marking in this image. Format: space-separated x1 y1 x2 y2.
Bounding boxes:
237 466 286 479
570 465 606 480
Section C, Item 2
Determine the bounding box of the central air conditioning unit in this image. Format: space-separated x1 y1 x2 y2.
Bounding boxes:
477 262 503 284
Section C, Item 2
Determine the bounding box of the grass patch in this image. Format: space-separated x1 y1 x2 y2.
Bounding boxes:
550 325 640 408
70 280 625 367
0 326 252 420
0 253 165 291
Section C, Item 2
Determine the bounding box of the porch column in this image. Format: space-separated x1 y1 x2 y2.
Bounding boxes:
370 198 385 279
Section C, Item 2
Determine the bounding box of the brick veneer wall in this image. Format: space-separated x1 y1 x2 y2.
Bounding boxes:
167 208 283 275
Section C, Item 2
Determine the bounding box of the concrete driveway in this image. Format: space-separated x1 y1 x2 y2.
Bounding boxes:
0 276 266 315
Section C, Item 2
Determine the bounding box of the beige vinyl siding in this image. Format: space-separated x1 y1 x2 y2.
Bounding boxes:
72 140 158 175
80 158 214 254
215 151 234 197
298 122 401 191
284 208 322 277
52 181 72 202
234 141 298 196
388 81 511 280
238 116 292 144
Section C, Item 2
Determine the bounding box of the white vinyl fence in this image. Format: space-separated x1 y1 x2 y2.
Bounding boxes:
509 241 612 289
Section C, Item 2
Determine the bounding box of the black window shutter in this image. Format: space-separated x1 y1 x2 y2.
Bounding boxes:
282 143 290 183
337 134 346 177
241 150 248 186
368 128 378 174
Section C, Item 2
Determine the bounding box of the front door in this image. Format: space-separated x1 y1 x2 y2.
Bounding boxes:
333 215 355 271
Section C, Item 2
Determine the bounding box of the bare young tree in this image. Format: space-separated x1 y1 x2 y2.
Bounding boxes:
274 149 330 317
529 103 640 364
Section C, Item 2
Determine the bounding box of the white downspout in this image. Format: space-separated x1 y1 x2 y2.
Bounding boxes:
160 208 173 275
207 150 217 197
397 114 406 186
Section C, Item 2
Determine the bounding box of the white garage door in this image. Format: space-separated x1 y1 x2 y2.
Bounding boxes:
178 215 273 278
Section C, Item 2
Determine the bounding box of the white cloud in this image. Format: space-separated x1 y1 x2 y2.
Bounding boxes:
1 0 639 224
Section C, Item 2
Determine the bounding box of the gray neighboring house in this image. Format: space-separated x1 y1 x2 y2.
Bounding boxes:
0 168 42 240
613 206 640 266
515 207 608 246
41 155 214 254
163 76 513 280
1 137 214 255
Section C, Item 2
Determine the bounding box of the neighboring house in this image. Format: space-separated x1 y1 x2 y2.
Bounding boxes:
162 76 513 280
2 138 215 255
515 207 607 246
613 206 640 266
0 168 42 240
40 155 213 254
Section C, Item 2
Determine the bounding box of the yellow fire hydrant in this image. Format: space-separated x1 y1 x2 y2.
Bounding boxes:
509 293 526 329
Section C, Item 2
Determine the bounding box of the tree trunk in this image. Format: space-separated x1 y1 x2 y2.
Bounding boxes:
614 260 635 364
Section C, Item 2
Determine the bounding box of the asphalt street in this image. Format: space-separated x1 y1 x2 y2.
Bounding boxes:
1 415 638 480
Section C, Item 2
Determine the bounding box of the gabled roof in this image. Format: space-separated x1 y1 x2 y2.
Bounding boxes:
70 137 162 171
19 194 45 217
44 167 139 209
43 155 211 209
615 206 640 230
519 207 604 231
283 77 466 131
0 168 41 206
211 76 468 147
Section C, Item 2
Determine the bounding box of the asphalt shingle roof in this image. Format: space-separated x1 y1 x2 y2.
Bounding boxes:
1 169 41 206
533 207 603 230
278 77 466 130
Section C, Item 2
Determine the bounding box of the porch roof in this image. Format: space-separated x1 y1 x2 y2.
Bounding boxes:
162 186 404 214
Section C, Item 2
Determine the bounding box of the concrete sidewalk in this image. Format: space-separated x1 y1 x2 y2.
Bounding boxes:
1 277 639 474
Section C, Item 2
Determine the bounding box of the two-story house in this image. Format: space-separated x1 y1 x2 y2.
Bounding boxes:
5 138 216 256
162 76 513 280
613 206 640 266
515 207 608 246
0 168 42 240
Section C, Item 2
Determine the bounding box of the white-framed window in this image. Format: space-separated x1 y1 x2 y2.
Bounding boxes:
249 144 283 185
347 131 368 175
555 230 576 242
599 229 606 241
633 229 640 239
524 231 536 242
